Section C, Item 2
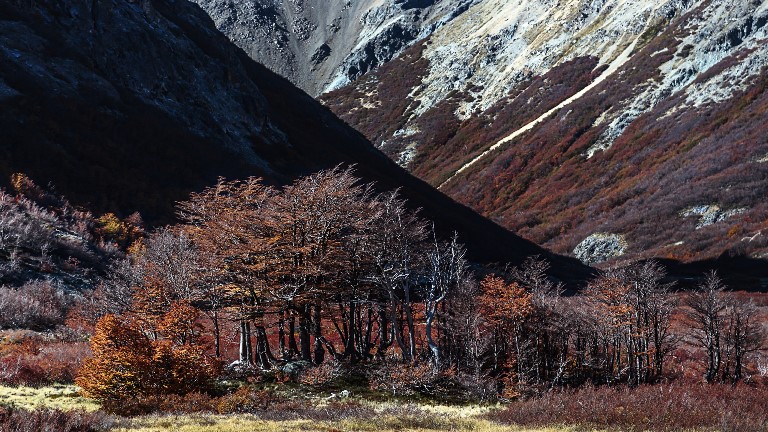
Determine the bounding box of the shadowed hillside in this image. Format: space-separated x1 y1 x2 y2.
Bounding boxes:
0 0 591 282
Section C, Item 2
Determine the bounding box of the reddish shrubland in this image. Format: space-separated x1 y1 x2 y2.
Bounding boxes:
323 8 768 265
0 331 90 386
0 281 70 331
491 383 768 432
321 41 430 153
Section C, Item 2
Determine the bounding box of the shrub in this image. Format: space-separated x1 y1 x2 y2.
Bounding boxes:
490 383 768 431
157 392 217 414
368 361 455 396
0 339 90 386
76 314 219 411
297 359 342 387
0 281 70 331
214 386 280 414
0 406 114 432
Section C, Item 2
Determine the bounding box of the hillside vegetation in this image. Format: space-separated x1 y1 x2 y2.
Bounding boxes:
320 0 768 267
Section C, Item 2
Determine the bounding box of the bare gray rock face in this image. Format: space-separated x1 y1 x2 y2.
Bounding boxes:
573 233 628 265
191 0 477 95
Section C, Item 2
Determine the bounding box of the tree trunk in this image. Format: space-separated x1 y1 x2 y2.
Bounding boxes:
388 295 408 360
254 325 274 369
288 314 299 358
345 300 357 361
378 306 392 358
403 286 416 362
239 320 252 365
278 311 287 360
299 305 312 362
313 303 325 364
425 306 440 367
211 311 221 358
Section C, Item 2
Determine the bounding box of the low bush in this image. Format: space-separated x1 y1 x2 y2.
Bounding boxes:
0 405 114 432
0 332 90 386
214 386 280 415
368 361 457 397
0 281 70 331
297 359 342 387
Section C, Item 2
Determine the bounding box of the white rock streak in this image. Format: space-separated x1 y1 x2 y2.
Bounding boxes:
439 36 640 189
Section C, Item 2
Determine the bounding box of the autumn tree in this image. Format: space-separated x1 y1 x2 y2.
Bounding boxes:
77 314 154 403
177 177 275 367
78 309 217 408
479 274 534 391
582 270 633 383
267 167 375 364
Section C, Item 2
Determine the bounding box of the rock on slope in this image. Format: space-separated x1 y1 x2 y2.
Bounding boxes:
320 0 768 265
0 0 590 280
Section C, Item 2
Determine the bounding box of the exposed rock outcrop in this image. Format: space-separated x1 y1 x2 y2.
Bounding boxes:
681 205 747 229
573 233 628 265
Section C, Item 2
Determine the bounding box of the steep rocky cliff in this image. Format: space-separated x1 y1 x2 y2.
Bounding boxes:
190 0 478 95
0 0 590 279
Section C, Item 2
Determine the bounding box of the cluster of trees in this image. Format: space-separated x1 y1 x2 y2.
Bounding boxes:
687 272 764 383
85 168 470 370
73 168 767 404
1 170 764 403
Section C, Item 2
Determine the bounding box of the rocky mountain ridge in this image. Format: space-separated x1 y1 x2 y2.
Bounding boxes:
191 0 768 264
191 0 479 95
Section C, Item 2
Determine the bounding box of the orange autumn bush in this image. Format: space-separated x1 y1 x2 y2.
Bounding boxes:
76 313 218 410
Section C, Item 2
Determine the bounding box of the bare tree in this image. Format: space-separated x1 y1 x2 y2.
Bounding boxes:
425 231 468 367
721 297 765 382
624 261 678 383
365 191 427 361
686 271 727 382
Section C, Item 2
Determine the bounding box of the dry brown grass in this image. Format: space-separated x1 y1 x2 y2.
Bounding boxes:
0 384 99 412
112 411 572 432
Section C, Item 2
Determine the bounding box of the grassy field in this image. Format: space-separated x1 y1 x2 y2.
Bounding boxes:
0 384 100 412
113 413 571 432
4 384 767 431
112 399 573 431
0 385 575 431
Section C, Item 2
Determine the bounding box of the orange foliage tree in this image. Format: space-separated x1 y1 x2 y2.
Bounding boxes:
77 314 153 402
479 275 534 393
77 307 217 406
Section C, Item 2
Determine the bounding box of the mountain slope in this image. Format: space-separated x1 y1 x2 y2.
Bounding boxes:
0 0 590 279
319 0 768 265
189 0 476 95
